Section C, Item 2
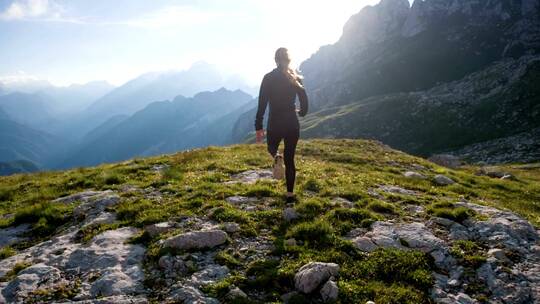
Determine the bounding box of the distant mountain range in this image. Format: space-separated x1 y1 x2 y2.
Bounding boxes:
0 62 256 173
0 112 68 170
51 61 256 140
59 88 254 168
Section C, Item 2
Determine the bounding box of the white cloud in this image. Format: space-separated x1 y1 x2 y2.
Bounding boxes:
0 0 55 20
0 71 52 93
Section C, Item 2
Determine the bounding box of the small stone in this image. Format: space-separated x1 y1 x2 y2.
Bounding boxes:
330 197 354 208
294 262 339 293
158 255 187 276
189 265 230 287
283 208 299 222
144 222 174 237
448 279 460 287
366 301 376 304
222 222 240 233
162 230 227 250
403 171 426 179
228 170 274 184
432 217 456 227
284 238 297 247
487 248 508 262
320 279 339 302
352 236 378 252
434 175 455 186
226 196 257 205
455 292 475 304
378 185 418 196
170 286 219 304
226 286 248 300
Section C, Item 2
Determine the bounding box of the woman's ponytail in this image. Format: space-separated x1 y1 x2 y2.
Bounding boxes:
275 47 304 89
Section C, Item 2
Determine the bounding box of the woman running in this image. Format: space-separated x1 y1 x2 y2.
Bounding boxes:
255 47 309 201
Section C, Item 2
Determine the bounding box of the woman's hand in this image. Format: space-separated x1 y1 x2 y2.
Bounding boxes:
256 129 265 144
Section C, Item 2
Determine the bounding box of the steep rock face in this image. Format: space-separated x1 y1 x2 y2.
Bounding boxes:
340 0 410 49
299 0 540 111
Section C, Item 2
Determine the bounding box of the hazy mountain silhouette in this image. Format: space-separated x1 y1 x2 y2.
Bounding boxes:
41 81 115 116
0 117 68 169
55 61 255 140
59 88 253 168
0 159 39 175
0 92 57 132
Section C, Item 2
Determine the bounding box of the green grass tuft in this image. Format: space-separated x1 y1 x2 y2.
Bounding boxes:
286 220 335 248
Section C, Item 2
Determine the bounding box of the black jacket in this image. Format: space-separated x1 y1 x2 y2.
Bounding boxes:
254 68 308 131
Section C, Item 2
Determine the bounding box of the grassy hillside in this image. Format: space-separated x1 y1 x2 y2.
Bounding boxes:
0 139 539 303
299 56 540 159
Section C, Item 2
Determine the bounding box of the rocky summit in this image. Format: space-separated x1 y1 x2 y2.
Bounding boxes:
0 139 538 303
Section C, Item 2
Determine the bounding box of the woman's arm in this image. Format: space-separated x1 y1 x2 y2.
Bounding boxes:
254 74 269 131
296 79 308 117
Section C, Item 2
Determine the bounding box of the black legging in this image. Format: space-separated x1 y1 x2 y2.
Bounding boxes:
267 115 299 193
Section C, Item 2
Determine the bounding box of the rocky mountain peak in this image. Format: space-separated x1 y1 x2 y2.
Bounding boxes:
402 0 538 37
339 0 410 49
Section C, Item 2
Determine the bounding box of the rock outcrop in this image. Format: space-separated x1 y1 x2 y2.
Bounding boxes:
294 262 340 294
162 230 228 250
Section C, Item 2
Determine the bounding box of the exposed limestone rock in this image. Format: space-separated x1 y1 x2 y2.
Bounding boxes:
169 286 219 304
162 230 228 250
144 221 175 238
1 263 64 302
352 236 378 252
330 197 354 208
434 174 455 186
226 286 248 300
53 191 110 204
294 262 339 294
377 185 419 196
0 223 30 247
189 264 230 287
226 170 274 184
320 278 339 302
283 207 299 222
225 196 258 205
403 171 427 179
351 221 454 269
0 227 146 302
158 255 188 278
222 222 240 233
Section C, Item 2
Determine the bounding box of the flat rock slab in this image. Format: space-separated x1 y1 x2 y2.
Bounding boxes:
189 264 230 287
225 196 259 205
377 185 419 196
0 223 31 247
54 190 115 204
403 171 427 179
352 221 452 269
162 230 227 251
0 227 147 303
225 170 274 184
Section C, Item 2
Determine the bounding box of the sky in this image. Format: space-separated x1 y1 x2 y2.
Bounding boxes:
0 0 385 87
